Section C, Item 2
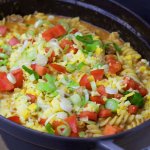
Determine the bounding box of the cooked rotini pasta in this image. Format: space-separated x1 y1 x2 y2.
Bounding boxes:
85 124 102 137
98 110 145 130
0 12 149 138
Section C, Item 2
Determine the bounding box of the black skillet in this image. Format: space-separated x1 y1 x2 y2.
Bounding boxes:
0 0 150 150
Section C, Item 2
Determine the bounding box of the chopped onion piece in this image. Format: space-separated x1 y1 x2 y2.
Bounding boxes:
56 112 68 119
20 40 28 53
45 114 56 125
57 89 65 97
35 54 48 66
90 81 97 91
10 67 20 71
7 73 16 84
66 53 73 60
34 19 43 28
37 97 50 110
105 86 118 94
49 38 62 55
80 117 88 121
73 44 78 49
48 15 54 20
83 89 89 101
0 66 8 72
74 32 82 36
60 99 72 112
102 64 109 73
124 101 131 107
70 94 81 105
91 91 99 96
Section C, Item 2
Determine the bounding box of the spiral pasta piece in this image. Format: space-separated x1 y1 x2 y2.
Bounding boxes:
77 121 86 129
98 109 145 130
121 43 141 63
66 17 92 34
104 32 123 45
135 60 150 92
119 43 143 83
85 124 102 137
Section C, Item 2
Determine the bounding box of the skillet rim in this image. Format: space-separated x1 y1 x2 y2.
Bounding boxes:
0 0 150 145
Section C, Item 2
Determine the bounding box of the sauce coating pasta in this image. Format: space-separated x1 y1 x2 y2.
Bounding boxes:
0 12 150 137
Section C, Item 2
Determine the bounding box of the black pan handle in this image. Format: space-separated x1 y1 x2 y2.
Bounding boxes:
95 120 150 150
96 140 124 150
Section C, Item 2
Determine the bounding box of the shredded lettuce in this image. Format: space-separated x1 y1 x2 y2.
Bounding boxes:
37 74 57 93
0 59 8 66
67 80 79 90
76 35 100 54
0 53 8 59
58 19 70 31
76 35 94 44
76 62 86 70
84 101 99 113
22 65 39 80
45 123 54 134
70 93 81 105
66 64 76 73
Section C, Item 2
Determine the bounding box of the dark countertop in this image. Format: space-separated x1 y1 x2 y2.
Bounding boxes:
114 0 150 24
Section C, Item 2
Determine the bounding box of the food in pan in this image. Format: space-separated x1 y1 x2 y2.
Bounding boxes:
0 12 150 137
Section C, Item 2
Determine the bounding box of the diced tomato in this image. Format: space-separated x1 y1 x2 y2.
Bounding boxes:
106 55 122 74
0 48 3 52
45 48 56 63
103 125 122 136
65 115 78 133
7 116 21 124
70 132 79 137
90 96 105 105
48 51 55 63
0 72 14 92
52 25 66 37
0 25 8 36
45 47 50 53
91 69 104 81
42 24 66 41
27 94 37 103
52 120 65 129
79 111 98 121
79 74 89 87
28 38 35 43
42 30 54 41
8 37 20 46
39 118 47 126
60 39 78 54
54 123 71 136
136 85 148 97
97 85 107 97
114 93 123 99
67 45 78 54
11 69 24 88
123 77 148 96
31 64 36 70
109 61 122 74
79 74 91 90
99 109 112 118
31 64 49 76
105 55 116 63
50 63 67 73
70 29 78 34
123 77 136 90
128 105 138 114
60 39 73 49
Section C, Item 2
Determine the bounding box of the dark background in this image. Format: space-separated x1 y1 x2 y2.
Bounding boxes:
114 0 150 24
